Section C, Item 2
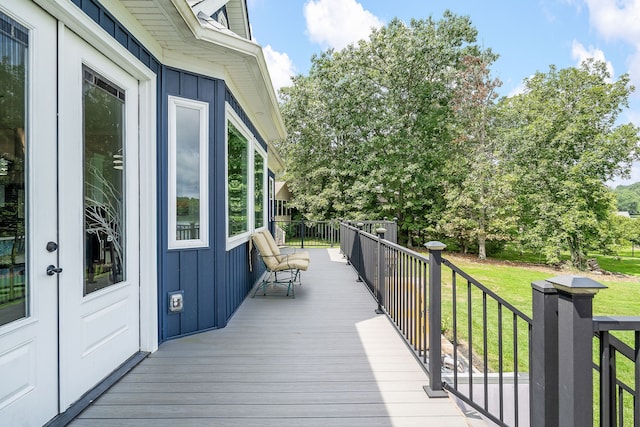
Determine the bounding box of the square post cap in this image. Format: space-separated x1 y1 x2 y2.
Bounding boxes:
531 279 558 294
546 275 607 295
425 241 447 251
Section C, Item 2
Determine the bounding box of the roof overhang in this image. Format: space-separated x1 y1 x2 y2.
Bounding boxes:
121 0 286 172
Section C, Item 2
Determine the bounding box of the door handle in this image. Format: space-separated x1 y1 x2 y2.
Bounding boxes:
46 265 63 276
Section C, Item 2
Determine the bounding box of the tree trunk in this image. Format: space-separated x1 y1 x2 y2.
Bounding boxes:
478 234 486 260
478 207 486 260
568 236 586 270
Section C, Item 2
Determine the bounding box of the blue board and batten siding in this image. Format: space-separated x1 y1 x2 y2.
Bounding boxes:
159 69 220 340
73 0 271 343
159 71 269 341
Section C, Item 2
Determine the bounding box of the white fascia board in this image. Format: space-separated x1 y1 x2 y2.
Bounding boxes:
171 0 285 137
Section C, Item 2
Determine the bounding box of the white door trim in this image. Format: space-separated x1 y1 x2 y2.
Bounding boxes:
41 0 158 354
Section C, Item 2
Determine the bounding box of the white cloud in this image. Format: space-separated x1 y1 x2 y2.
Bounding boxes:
263 45 296 94
571 39 615 80
584 0 640 45
303 0 383 50
507 81 527 97
583 1 640 88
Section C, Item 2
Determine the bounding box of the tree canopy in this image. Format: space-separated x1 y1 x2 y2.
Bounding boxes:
614 182 640 214
276 12 640 268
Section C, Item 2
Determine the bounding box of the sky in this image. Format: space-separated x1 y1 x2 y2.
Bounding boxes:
246 0 640 187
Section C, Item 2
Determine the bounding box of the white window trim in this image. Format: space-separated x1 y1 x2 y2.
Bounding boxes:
225 104 268 250
254 144 268 230
269 176 275 223
168 96 209 249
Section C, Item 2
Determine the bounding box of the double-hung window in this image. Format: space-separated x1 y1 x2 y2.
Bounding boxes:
226 105 267 249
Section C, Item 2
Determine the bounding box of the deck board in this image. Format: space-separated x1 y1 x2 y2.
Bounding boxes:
70 248 478 427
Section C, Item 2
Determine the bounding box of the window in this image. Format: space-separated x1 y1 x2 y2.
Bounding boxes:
227 121 248 239
168 96 209 249
269 177 275 223
254 148 266 229
226 105 268 249
0 12 28 325
83 67 127 294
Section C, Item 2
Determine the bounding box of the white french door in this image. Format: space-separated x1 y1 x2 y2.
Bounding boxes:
0 2 142 423
0 2 59 425
58 27 140 410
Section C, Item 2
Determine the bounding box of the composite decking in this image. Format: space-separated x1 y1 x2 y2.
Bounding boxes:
70 248 478 427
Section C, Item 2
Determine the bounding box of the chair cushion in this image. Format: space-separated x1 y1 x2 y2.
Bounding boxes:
252 232 279 270
259 229 310 261
276 258 309 271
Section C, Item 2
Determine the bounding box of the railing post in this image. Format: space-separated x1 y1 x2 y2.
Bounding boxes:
546 275 607 427
300 219 305 249
530 280 559 427
355 223 364 282
424 241 447 398
375 228 386 315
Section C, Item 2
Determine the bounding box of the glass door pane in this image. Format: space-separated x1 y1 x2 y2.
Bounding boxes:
83 67 126 295
0 13 28 326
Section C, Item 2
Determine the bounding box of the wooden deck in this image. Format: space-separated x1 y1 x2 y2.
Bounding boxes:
70 248 478 426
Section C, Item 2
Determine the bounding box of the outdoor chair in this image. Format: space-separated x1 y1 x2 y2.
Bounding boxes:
258 229 310 262
252 232 309 298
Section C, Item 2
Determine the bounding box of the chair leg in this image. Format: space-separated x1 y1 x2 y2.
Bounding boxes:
253 269 297 298
288 278 295 298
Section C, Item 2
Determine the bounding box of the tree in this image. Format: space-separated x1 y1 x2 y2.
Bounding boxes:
496 60 640 269
614 182 640 214
597 213 640 256
278 12 493 245
438 55 517 259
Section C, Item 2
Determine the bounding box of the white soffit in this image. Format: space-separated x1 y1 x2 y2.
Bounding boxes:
119 0 285 146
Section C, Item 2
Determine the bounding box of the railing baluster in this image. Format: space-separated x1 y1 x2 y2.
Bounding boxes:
601 331 612 426
619 385 624 427
422 260 427 361
483 293 488 412
635 331 639 426
468 280 473 401
514 313 519 427
498 303 504 422
452 270 458 389
414 258 419 350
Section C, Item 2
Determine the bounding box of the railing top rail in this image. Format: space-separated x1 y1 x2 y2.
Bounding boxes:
593 316 640 332
340 222 429 263
595 331 637 364
443 258 533 324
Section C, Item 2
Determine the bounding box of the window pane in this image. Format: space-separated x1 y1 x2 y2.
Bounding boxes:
227 122 248 237
254 152 264 229
83 67 126 295
0 13 28 326
175 106 200 241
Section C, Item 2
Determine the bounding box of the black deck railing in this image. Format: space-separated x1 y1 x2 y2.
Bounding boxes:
340 221 640 427
442 258 532 426
593 317 640 426
340 222 530 426
275 219 397 248
176 223 199 240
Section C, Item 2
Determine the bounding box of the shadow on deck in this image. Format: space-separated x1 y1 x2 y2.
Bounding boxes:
70 249 480 426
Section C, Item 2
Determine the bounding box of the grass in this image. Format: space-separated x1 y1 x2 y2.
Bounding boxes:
438 248 640 425
594 253 640 276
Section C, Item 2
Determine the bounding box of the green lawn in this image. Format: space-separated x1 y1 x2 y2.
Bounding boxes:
439 250 639 425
